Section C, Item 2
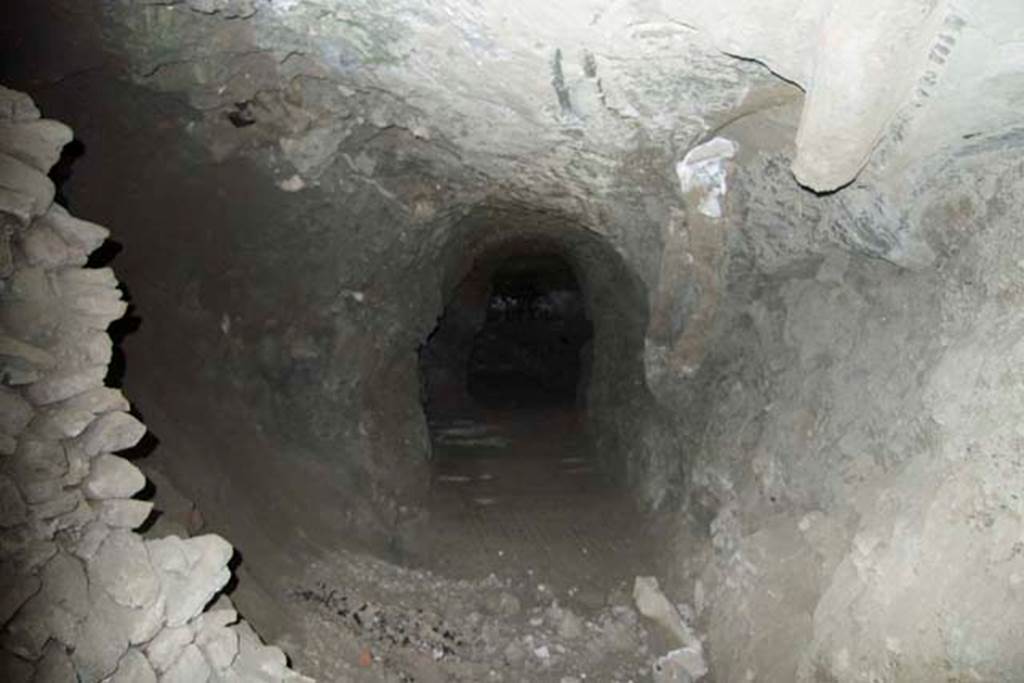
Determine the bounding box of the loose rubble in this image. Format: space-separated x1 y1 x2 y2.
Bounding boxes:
288 550 699 681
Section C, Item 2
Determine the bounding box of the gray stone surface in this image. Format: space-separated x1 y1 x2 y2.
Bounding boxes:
161 643 211 683
0 387 33 435
2 2 1024 677
88 530 160 610
0 475 29 528
32 639 75 683
105 648 157 683
0 120 73 176
0 153 53 217
38 206 109 256
83 456 147 500
147 535 232 627
25 367 106 406
0 84 306 683
79 412 146 457
92 499 153 529
144 625 193 673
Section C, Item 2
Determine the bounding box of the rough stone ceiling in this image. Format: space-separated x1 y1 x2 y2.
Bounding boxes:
110 0 1024 196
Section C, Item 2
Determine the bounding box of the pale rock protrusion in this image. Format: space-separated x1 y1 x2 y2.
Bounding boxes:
66 290 127 320
195 607 239 671
77 332 114 367
92 499 154 529
0 153 54 217
61 445 91 488
73 588 166 682
25 366 106 406
0 386 34 435
11 439 68 493
61 387 129 417
0 86 41 123
634 576 707 680
71 607 129 683
0 119 73 175
87 530 161 610
633 577 688 640
653 646 710 683
145 625 194 673
105 648 157 683
222 621 312 682
30 488 83 521
147 535 233 627
30 405 97 440
127 593 167 646
162 643 211 683
84 455 147 500
0 186 35 228
54 498 97 534
0 474 29 527
79 412 146 457
55 267 117 290
38 205 109 256
0 334 57 385
20 551 90 649
32 638 75 683
70 520 110 561
18 225 75 269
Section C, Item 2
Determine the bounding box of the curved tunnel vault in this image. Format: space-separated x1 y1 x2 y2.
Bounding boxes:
406 216 657 587
5 1 1024 680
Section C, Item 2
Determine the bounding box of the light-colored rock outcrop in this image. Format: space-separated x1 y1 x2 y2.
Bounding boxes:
0 87 312 683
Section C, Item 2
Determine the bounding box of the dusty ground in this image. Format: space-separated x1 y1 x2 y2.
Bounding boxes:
277 406 673 681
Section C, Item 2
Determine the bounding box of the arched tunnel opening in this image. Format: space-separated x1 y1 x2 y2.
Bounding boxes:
2 3 1024 682
422 251 592 415
407 229 655 589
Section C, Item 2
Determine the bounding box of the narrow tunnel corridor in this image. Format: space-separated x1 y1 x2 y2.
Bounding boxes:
2 2 1024 682
413 249 654 597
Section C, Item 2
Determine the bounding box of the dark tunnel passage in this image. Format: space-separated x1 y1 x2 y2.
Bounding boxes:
420 252 593 415
405 232 656 593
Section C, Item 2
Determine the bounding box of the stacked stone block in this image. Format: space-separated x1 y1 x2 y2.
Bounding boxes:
0 85 312 683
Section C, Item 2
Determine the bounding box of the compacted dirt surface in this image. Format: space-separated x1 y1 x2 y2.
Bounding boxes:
285 405 673 682
417 407 657 596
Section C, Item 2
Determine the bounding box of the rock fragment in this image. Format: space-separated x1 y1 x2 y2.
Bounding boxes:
106 648 156 683
83 455 146 500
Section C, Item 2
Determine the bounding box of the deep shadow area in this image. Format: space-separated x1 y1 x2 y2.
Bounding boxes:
408 238 654 594
468 254 592 409
422 252 593 415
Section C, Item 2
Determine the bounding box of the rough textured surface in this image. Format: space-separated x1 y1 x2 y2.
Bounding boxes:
2 2 1024 681
0 86 309 683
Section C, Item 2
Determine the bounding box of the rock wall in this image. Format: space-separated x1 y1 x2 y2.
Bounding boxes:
3 3 1023 680
654 112 1024 679
0 85 311 683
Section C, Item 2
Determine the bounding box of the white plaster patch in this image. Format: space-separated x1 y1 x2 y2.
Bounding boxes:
675 137 737 219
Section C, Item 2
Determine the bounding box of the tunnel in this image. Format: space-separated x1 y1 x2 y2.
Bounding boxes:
422 251 592 414
2 2 1024 682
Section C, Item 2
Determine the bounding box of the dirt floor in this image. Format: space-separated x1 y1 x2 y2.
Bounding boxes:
282 404 673 682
